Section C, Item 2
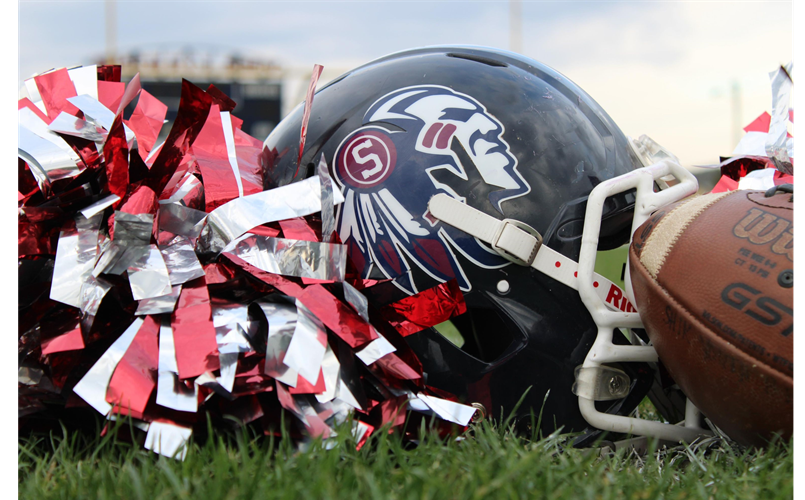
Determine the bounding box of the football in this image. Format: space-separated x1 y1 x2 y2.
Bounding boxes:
629 187 793 447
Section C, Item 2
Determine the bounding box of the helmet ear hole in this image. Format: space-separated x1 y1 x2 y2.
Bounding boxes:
436 308 516 364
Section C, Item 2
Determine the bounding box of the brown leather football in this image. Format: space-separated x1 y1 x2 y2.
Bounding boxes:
629 188 793 447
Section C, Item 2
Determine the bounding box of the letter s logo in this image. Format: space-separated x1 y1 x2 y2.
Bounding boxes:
352 139 384 179
336 130 397 189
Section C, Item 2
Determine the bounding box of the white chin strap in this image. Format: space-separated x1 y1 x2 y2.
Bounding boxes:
429 159 713 445
427 196 637 314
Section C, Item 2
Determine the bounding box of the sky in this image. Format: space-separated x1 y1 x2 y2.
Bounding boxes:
17 1 794 166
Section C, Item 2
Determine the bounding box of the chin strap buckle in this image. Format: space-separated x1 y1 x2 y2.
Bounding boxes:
491 218 543 266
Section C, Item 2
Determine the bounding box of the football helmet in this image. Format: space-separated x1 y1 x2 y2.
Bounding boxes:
261 46 708 445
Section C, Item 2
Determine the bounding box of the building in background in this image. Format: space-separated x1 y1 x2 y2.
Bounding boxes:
117 48 283 142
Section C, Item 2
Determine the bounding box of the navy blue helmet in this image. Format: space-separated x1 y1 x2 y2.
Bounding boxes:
261 46 673 441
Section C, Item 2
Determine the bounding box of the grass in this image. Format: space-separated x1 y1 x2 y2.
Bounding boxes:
19 412 793 500
16 237 788 499
19 245 791 499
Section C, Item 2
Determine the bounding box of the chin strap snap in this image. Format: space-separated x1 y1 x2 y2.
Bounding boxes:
427 193 635 313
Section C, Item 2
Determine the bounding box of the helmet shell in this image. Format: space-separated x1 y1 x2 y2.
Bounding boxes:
262 46 646 433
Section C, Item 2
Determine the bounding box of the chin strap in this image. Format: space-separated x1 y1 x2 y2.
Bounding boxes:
427 193 636 313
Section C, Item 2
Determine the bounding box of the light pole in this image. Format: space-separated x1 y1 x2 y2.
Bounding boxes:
106 0 117 64
510 0 522 54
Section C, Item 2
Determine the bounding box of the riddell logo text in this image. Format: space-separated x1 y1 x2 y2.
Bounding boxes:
733 208 793 261
605 284 636 312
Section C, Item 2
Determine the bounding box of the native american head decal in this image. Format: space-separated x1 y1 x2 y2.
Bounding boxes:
332 85 531 294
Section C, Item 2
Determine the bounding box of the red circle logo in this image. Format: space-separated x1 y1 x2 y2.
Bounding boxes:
336 130 397 189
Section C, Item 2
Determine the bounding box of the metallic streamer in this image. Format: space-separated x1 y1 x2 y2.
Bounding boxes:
105 415 150 432
217 352 239 393
254 300 300 387
318 154 335 243
113 72 142 117
342 281 369 322
407 393 432 414
374 352 420 380
193 105 246 211
378 279 467 337
199 175 344 254
127 244 173 301
297 285 377 348
196 350 240 397
156 317 198 413
212 298 251 329
34 68 81 119
104 117 130 200
24 76 47 115
295 397 334 439
415 393 476 426
124 89 167 160
79 275 111 316
80 194 121 219
95 244 144 276
72 318 144 415
50 212 103 308
18 123 80 181
159 173 204 207
171 278 220 379
216 324 253 354
766 62 794 163
18 154 52 196
225 234 347 282
105 315 160 416
67 94 116 130
352 421 374 450
297 64 324 168
159 235 205 285
19 106 82 161
355 330 396 366
135 285 182 316
284 300 327 385
314 344 341 404
276 381 308 424
19 366 43 386
326 398 355 427
331 339 367 411
220 111 243 197
157 203 208 244
67 65 98 101
212 300 253 354
94 211 156 276
144 421 192 461
48 112 106 142
114 211 153 244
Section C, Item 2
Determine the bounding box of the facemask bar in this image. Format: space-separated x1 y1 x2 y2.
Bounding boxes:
574 159 712 444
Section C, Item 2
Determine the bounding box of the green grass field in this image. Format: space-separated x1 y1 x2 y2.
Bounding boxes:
19 236 791 499
19 414 792 500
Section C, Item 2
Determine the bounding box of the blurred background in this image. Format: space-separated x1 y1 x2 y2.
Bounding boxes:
18 0 793 169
